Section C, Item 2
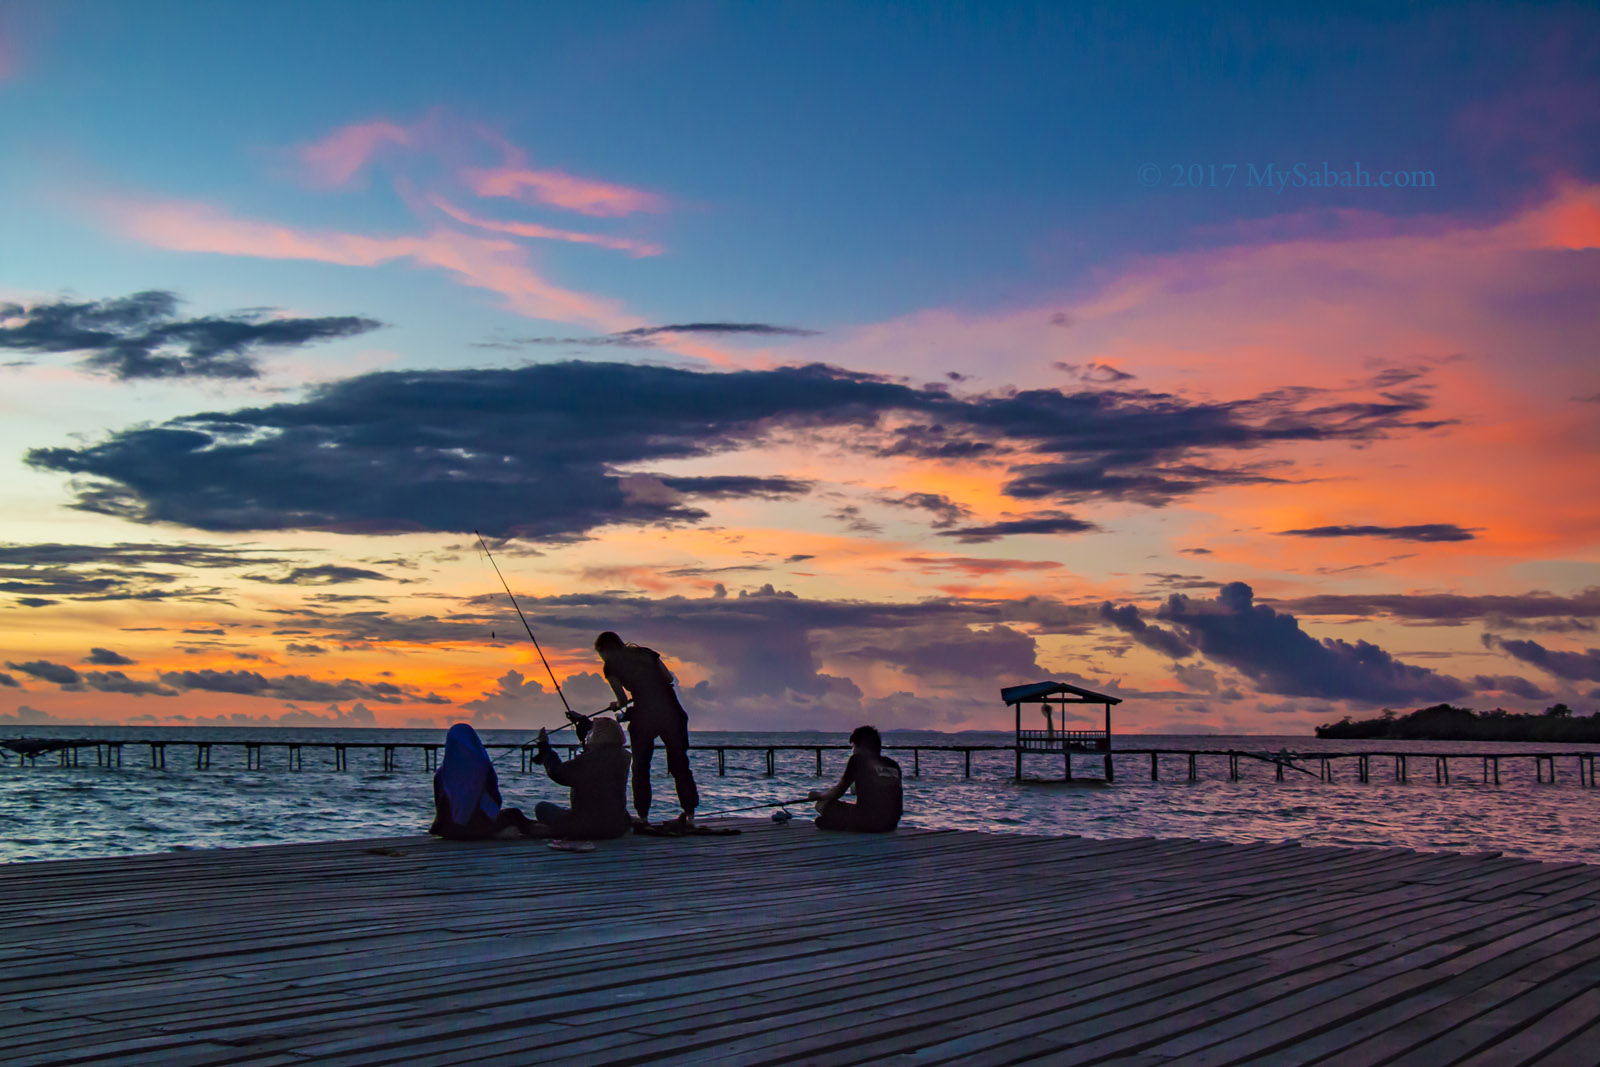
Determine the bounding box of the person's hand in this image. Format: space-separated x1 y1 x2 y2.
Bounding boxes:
565 708 586 725
806 789 822 802
604 700 621 712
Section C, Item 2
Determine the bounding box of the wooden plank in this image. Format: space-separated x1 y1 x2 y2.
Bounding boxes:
4 823 1599 1067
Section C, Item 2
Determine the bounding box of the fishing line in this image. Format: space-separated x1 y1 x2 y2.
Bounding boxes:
475 530 574 717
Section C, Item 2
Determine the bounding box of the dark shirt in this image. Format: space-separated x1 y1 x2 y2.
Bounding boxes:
840 753 903 830
539 744 632 839
603 645 680 721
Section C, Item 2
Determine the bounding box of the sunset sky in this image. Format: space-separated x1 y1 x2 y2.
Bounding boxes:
1 2 1597 734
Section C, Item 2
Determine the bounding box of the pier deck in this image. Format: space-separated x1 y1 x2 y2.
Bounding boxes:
5 825 1600 1065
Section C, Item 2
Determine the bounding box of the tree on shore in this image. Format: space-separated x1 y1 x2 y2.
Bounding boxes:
1316 702 1598 742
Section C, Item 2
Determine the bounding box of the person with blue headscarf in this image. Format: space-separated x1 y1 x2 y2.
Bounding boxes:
429 723 537 839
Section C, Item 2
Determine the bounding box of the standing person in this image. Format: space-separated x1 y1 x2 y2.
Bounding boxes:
531 716 632 840
594 630 699 832
429 723 537 840
808 725 903 833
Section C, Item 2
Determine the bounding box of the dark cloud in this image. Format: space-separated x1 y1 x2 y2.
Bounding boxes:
834 624 1043 689
14 598 55 608
877 491 970 528
158 668 450 705
1471 674 1552 700
0 541 292 605
0 290 381 380
655 475 810 499
0 542 288 568
939 512 1098 543
1098 602 1195 659
245 564 395 586
26 360 1449 542
1274 589 1600 624
488 323 819 349
615 322 819 339
1157 582 1469 704
85 647 135 666
784 554 816 564
5 660 80 686
1278 523 1478 543
1053 360 1136 383
82 671 177 697
1179 547 1213 556
285 643 326 655
1484 635 1600 683
902 555 1061 576
0 673 19 688
1141 573 1223 592
827 505 882 535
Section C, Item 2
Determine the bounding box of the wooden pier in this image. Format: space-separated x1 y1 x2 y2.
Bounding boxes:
6 824 1600 1065
9 736 1600 788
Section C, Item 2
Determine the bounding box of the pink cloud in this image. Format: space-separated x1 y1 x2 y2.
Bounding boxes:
463 166 668 217
295 120 416 187
430 196 663 256
105 195 638 332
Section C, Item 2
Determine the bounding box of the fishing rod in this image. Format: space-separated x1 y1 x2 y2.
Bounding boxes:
488 701 632 765
697 796 812 817
475 530 575 718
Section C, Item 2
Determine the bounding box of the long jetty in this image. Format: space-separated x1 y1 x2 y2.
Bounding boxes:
6 736 1600 786
7 821 1600 1064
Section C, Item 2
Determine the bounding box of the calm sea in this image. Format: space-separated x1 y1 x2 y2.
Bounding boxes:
5 726 1600 865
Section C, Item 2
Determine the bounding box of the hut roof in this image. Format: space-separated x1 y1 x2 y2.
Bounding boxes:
1000 680 1122 706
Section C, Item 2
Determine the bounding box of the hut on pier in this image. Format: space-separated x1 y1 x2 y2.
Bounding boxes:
1002 680 1122 781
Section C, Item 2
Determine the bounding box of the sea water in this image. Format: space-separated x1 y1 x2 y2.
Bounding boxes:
4 726 1600 864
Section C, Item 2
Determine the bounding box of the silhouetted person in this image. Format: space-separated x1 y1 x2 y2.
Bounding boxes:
429 723 537 839
531 717 631 840
595 630 700 831
808 725 903 833
1043 706 1055 737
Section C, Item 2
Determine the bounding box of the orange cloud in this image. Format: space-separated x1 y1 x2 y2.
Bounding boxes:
430 196 663 256
104 195 638 332
1513 182 1600 251
463 166 668 217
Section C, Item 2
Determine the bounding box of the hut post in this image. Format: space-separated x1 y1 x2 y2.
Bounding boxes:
1011 703 1024 780
1103 701 1114 782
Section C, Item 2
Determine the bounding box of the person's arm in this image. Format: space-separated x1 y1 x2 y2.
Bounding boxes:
809 755 858 804
603 665 630 710
537 729 575 785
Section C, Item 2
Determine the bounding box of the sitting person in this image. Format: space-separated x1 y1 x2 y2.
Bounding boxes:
808 725 903 833
531 715 632 840
430 723 537 839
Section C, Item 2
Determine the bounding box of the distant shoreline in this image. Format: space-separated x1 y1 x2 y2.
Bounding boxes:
1317 702 1598 743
